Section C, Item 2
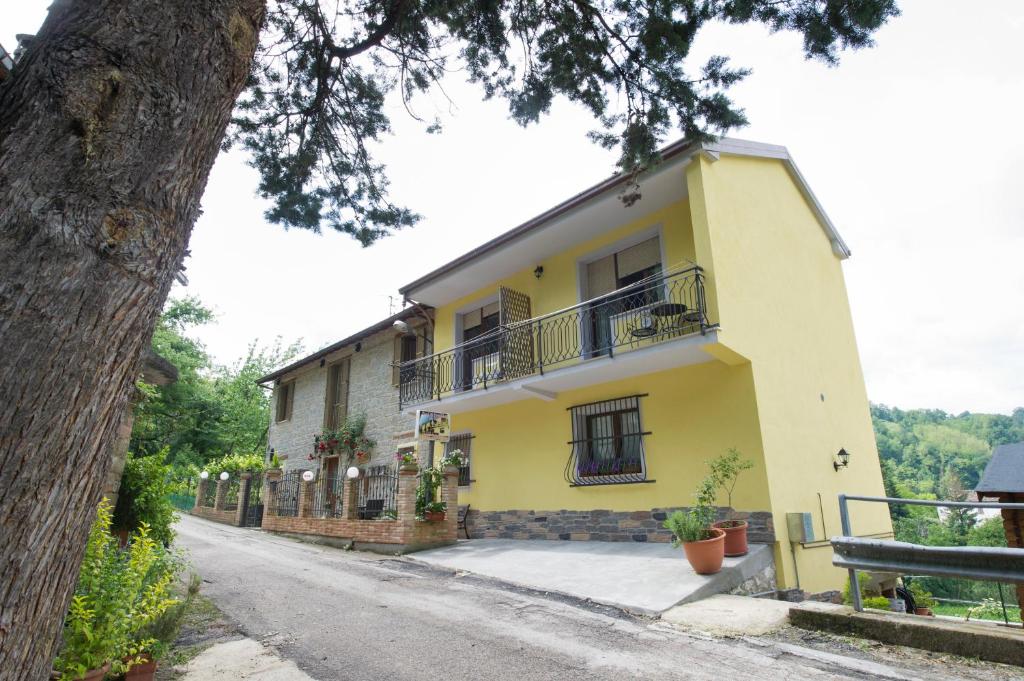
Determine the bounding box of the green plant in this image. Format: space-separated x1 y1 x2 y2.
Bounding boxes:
966 598 1003 622
313 414 375 462
53 501 180 680
663 509 715 545
395 450 418 466
842 572 887 608
113 451 178 545
269 452 282 469
439 448 465 469
415 467 443 517
205 452 265 477
863 596 893 610
137 573 199 662
907 581 937 609
708 448 753 510
423 501 446 514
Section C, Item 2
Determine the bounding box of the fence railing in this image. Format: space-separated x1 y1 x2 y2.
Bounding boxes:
169 492 196 512
835 494 1024 613
356 465 399 519
398 266 710 408
310 473 343 518
270 471 302 517
223 477 241 511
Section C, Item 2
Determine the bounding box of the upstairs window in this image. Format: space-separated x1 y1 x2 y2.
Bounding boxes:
275 380 295 422
567 395 650 485
325 357 350 429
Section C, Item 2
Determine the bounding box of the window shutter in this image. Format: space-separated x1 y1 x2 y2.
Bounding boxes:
285 381 295 421
586 255 616 297
615 237 660 278
336 358 349 426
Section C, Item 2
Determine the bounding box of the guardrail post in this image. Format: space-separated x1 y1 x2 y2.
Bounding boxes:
837 494 863 612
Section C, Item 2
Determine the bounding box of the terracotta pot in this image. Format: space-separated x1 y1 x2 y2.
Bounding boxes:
124 653 158 680
424 511 446 522
914 607 935 617
712 520 749 557
682 528 726 575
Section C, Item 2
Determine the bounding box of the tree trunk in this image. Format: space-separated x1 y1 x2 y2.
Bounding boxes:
0 1 263 677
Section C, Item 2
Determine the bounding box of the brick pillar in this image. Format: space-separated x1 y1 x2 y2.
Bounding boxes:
441 465 459 538
214 479 227 511
263 470 281 517
298 479 314 518
235 473 252 526
342 475 360 520
396 465 419 541
194 479 207 511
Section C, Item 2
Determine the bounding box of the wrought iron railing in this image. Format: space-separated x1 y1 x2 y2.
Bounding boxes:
356 465 399 519
270 471 302 517
310 473 343 518
223 477 241 511
399 266 710 408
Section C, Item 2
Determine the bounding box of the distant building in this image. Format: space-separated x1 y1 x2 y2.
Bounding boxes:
975 441 1024 611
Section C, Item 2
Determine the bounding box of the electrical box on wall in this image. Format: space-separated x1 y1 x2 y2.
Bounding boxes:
786 512 817 543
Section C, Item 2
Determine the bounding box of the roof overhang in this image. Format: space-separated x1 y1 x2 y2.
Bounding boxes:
399 137 849 308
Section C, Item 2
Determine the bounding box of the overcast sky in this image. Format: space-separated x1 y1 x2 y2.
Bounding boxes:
6 2 1023 414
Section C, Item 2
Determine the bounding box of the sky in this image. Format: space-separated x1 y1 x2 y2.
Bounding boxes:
5 2 1023 415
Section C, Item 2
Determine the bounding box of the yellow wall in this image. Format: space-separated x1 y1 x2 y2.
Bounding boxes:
688 155 892 593
452 360 772 514
433 199 697 354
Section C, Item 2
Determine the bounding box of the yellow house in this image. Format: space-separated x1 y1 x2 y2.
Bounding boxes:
396 137 892 594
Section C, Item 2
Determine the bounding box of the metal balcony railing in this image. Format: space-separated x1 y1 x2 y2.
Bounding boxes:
399 265 711 409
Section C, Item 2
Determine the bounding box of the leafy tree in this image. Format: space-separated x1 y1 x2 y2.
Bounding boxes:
111 452 178 547
0 0 898 674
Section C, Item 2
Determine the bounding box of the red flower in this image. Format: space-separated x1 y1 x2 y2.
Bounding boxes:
318 442 327 451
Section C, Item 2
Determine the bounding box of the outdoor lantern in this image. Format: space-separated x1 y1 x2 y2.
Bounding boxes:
834 448 851 471
302 470 315 482
199 471 209 480
346 466 360 479
219 471 229 481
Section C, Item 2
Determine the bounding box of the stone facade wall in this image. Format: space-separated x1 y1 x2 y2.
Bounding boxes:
267 320 430 472
465 507 774 544
260 466 458 552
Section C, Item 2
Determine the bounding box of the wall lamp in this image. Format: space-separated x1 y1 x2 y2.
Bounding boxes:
534 265 544 279
833 448 851 471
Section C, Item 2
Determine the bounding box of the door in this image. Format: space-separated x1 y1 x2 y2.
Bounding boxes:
240 471 265 527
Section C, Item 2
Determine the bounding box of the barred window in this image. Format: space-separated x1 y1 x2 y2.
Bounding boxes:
567 395 650 485
446 432 474 486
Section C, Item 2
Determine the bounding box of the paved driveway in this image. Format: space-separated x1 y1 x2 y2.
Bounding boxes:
174 515 1004 681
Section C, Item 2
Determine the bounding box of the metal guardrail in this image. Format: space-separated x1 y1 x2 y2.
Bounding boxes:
836 494 1024 612
398 266 710 408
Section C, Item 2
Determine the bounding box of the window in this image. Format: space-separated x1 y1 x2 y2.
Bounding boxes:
567 395 649 485
275 381 294 422
325 358 350 429
460 302 501 389
585 237 663 355
446 433 474 486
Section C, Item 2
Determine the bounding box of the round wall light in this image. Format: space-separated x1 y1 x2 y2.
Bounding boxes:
302 470 315 482
346 466 360 479
219 471 229 481
199 471 209 480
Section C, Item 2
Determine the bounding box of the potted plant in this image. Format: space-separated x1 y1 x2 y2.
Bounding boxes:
395 450 418 469
663 475 725 574
124 573 199 680
709 449 754 557
423 500 447 522
53 501 178 681
908 582 936 616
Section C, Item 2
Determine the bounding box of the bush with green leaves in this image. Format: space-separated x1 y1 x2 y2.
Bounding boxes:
708 448 754 510
112 451 178 545
53 501 181 679
203 452 265 477
664 471 719 544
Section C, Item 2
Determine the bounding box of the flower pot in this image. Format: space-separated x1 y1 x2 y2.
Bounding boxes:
682 528 726 575
914 607 935 617
124 653 158 680
424 511 446 522
712 519 749 557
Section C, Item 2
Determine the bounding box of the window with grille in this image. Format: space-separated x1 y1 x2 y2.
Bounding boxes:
566 395 650 485
445 433 473 486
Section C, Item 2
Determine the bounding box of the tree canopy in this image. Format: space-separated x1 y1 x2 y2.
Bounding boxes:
231 0 899 244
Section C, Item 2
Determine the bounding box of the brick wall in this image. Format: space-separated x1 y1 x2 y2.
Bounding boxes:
260 466 458 552
190 477 249 527
465 507 774 543
267 323 429 472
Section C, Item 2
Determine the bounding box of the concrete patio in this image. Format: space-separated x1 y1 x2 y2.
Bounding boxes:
410 539 774 615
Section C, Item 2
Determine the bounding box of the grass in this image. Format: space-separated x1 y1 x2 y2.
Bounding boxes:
154 579 239 680
932 602 1021 624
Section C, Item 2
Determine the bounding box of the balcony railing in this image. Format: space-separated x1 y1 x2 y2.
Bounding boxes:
399 265 711 409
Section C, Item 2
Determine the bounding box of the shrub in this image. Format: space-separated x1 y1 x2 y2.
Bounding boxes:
708 448 753 510
113 451 177 545
53 501 180 679
664 509 715 545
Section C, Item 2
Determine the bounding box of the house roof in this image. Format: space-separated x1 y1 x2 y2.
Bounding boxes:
255 306 430 385
976 442 1024 494
398 137 849 304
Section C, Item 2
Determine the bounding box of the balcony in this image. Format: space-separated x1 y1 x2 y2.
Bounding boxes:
399 266 718 412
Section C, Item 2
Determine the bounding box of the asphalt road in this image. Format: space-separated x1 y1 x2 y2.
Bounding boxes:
175 515 988 681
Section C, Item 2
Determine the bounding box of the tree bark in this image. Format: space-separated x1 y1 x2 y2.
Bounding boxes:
0 1 264 677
